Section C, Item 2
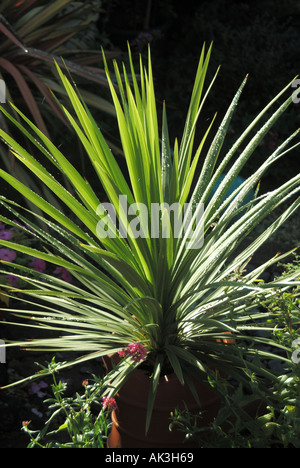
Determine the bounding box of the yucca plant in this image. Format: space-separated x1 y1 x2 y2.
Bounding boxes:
0 44 299 433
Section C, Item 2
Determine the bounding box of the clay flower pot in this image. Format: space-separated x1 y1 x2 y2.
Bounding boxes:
104 356 220 448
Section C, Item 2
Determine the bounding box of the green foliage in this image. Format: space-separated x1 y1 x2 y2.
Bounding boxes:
21 357 112 448
262 252 300 361
170 255 300 448
0 44 299 435
0 219 73 298
0 0 117 212
0 0 115 133
170 376 270 448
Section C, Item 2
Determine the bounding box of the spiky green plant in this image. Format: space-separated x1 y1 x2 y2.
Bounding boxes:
0 44 299 432
0 0 115 133
0 0 117 219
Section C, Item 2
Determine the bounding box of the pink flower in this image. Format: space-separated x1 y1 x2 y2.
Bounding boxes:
101 396 117 410
0 230 12 240
117 348 127 358
29 257 46 273
128 343 147 362
0 249 16 262
118 343 147 363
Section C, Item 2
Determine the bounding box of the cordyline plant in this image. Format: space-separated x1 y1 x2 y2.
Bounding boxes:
0 0 115 135
0 44 300 433
0 0 116 223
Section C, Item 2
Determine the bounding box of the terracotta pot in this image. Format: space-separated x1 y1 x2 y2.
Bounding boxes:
104 355 220 448
217 331 235 345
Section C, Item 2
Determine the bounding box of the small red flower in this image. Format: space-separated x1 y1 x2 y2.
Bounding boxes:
102 396 117 410
82 379 89 387
118 343 147 363
117 348 127 358
128 343 147 362
22 421 30 427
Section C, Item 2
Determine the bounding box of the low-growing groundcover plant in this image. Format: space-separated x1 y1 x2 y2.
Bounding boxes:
0 43 299 434
21 357 114 448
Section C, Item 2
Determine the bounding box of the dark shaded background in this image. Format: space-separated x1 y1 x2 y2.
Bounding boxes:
98 0 300 192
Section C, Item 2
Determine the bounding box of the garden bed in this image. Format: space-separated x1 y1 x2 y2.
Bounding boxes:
0 310 105 448
0 233 297 448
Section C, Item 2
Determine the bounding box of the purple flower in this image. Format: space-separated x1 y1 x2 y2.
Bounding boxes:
0 230 12 240
29 257 46 273
6 274 19 287
128 343 147 362
31 408 43 418
53 266 72 283
61 269 72 283
0 249 16 262
28 381 48 398
0 221 5 230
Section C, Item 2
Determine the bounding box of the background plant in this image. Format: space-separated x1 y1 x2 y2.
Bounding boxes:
105 0 300 192
0 218 72 306
21 357 113 448
0 0 116 134
0 0 118 218
259 255 300 447
170 255 300 448
0 44 299 434
170 374 270 448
